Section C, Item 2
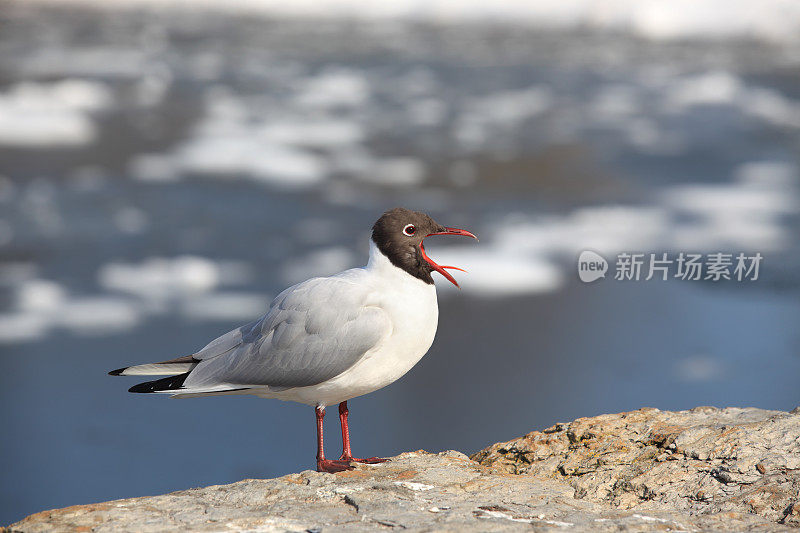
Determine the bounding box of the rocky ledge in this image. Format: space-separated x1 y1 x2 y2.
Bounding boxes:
8 407 800 532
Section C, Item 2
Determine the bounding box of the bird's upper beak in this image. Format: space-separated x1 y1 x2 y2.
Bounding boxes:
420 227 478 288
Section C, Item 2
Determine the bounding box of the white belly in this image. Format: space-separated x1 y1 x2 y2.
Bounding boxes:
258 273 439 406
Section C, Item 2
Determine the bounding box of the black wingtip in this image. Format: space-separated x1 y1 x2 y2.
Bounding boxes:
109 367 127 376
128 373 189 394
128 382 154 393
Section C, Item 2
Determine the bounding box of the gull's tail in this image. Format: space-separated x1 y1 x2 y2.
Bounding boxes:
108 354 198 377
109 355 198 394
109 354 253 396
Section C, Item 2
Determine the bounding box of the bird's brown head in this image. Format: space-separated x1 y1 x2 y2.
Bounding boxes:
371 207 477 287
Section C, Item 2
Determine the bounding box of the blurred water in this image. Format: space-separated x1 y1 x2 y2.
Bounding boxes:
1 5 800 524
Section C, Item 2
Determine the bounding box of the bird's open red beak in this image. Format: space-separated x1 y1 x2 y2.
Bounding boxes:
420 227 478 288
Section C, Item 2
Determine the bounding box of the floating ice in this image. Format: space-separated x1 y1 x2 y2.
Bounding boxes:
179 292 268 322
0 279 142 343
435 248 564 297
281 247 356 284
98 256 221 299
259 119 364 149
16 280 67 313
0 80 112 147
0 313 50 344
664 71 800 129
294 69 370 109
175 136 327 188
437 160 797 296
56 297 141 334
0 256 260 343
142 89 334 188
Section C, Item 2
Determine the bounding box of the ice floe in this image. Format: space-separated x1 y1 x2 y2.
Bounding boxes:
179 292 268 322
281 247 356 285
436 159 797 296
0 80 112 147
0 257 266 344
98 256 221 299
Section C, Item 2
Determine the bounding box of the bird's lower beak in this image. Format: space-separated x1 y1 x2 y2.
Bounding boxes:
420 227 478 288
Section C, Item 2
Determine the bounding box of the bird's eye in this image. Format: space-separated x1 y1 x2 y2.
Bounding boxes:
403 224 416 236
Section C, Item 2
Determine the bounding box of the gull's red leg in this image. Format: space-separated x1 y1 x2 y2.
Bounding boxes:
337 401 389 464
315 406 352 473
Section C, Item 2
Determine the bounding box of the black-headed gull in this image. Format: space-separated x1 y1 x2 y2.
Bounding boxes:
110 207 477 472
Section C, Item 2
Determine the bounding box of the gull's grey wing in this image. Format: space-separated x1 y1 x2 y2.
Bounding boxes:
182 275 390 390
192 317 259 360
109 319 258 377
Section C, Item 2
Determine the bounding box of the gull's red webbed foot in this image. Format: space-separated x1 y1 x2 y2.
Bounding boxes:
317 458 354 473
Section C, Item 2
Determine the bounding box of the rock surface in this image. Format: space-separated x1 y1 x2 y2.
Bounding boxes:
8 407 800 532
474 406 800 529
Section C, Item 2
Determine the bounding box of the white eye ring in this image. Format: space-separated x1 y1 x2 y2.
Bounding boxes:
403 224 416 237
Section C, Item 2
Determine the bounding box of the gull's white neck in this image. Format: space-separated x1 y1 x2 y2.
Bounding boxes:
365 240 432 288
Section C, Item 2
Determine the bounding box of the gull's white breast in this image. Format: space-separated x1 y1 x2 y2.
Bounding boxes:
260 242 439 407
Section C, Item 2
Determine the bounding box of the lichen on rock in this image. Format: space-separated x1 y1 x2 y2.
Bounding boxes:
472 406 800 528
